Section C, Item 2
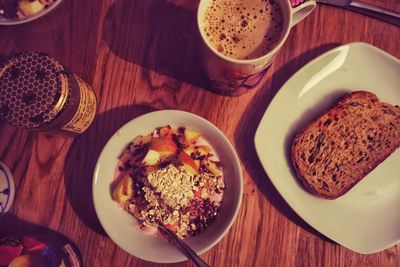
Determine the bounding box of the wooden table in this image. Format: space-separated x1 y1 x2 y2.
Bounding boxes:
1 0 399 266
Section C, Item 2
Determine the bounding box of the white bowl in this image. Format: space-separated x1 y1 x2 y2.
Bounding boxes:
0 161 15 214
93 110 243 263
0 0 63 25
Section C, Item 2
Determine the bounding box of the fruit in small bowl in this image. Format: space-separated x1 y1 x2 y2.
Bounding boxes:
0 0 62 25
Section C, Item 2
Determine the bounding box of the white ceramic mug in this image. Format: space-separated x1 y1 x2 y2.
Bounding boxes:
197 0 316 96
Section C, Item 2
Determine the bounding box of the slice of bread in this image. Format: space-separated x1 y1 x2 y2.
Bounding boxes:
291 91 400 199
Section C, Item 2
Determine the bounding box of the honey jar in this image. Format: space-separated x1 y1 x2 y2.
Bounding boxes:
0 51 97 136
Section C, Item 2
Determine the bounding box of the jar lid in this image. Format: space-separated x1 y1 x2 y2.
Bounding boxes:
0 51 70 129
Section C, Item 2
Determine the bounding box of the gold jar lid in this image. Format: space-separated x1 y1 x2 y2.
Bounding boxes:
0 51 70 129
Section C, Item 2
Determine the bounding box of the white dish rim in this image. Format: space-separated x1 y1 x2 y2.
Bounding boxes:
0 161 15 214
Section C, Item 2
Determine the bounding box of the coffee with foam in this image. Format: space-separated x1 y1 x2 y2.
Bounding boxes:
203 0 285 60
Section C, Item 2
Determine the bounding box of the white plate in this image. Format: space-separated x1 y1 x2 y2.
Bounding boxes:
0 161 15 214
254 42 400 254
0 0 63 25
93 110 243 263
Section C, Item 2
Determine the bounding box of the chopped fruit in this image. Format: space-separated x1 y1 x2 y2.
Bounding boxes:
113 126 225 239
195 145 211 157
142 149 160 165
9 255 48 267
158 125 172 137
184 128 201 144
18 0 44 17
119 151 132 162
130 135 151 149
146 165 158 175
183 145 195 157
204 160 223 177
165 222 178 232
112 174 133 203
121 149 146 165
129 152 146 165
194 187 202 198
149 137 177 157
179 151 199 174
194 159 201 168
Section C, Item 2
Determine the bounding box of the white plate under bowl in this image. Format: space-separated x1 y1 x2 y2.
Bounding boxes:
0 0 63 25
255 42 400 254
0 161 15 214
93 110 243 263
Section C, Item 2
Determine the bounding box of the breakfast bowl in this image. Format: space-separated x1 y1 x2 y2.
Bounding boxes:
0 0 63 25
92 110 243 263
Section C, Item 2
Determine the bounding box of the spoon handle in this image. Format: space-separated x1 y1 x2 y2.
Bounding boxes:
348 1 400 27
158 225 210 267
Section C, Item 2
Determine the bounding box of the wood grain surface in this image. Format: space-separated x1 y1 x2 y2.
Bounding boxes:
1 0 399 266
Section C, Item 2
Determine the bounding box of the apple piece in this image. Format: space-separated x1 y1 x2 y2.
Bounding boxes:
165 222 179 233
146 165 159 175
18 0 44 17
130 135 152 152
142 149 160 165
119 150 132 162
179 151 199 175
158 125 173 137
204 159 223 177
194 187 202 198
184 128 201 144
112 174 133 203
149 137 177 158
9 255 48 267
194 159 201 168
121 148 146 165
195 145 212 157
183 145 195 157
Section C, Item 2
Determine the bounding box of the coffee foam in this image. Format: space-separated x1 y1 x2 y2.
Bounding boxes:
203 0 284 60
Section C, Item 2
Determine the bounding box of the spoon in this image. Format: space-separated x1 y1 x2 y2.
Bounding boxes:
317 0 400 27
157 224 210 267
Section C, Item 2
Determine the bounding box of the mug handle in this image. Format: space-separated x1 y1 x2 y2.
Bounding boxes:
291 1 317 27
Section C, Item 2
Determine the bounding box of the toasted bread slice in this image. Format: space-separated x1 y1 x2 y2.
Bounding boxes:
291 91 400 199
